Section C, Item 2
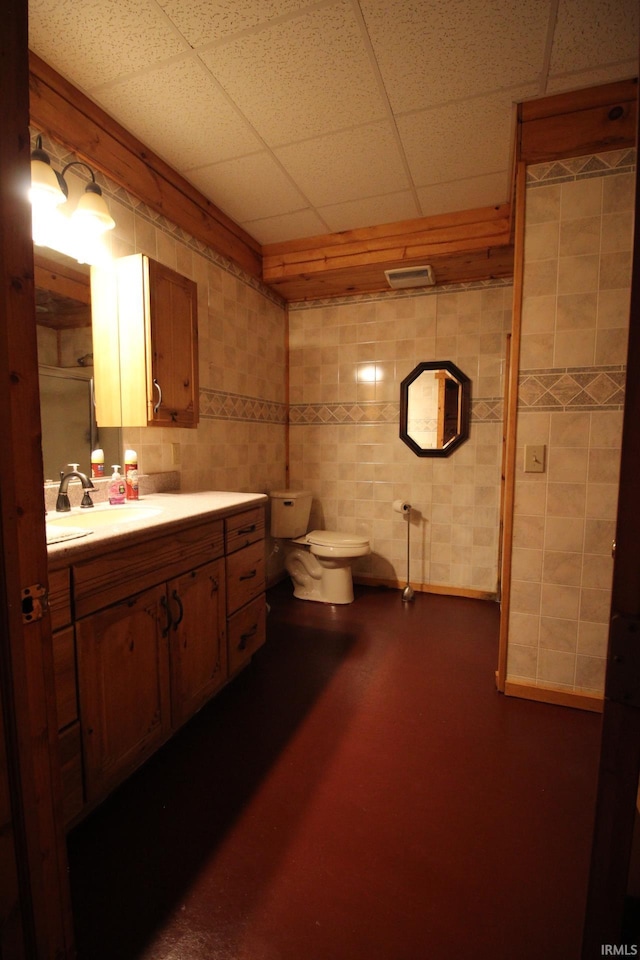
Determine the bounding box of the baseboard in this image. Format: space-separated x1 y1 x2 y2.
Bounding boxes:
503 679 603 713
354 575 497 602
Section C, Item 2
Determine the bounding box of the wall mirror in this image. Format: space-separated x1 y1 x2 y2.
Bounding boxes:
35 251 121 481
399 361 470 457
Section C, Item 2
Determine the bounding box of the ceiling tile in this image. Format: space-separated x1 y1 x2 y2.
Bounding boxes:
157 0 311 48
318 192 420 233
186 152 308 222
360 0 552 113
274 122 410 206
199 0 386 145
241 209 330 245
550 0 639 76
417 172 511 218
398 90 528 189
92 57 262 170
29 0 188 89
546 60 639 95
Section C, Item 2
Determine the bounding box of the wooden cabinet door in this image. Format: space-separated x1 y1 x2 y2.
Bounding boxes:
148 258 198 428
168 558 227 728
76 584 171 803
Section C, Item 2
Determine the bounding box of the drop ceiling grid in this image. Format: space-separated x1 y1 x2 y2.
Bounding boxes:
358 0 553 112
28 0 639 246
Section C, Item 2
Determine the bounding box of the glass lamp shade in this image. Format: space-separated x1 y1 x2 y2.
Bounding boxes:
29 157 67 207
72 184 115 234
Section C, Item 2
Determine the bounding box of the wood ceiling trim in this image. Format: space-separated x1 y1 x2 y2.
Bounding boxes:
28 53 262 280
263 204 513 299
518 77 638 165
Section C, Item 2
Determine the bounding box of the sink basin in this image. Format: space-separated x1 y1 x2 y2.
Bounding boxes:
46 504 161 543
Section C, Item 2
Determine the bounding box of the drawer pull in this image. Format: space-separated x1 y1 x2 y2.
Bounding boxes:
237 524 256 535
239 569 257 581
171 589 184 630
239 624 257 650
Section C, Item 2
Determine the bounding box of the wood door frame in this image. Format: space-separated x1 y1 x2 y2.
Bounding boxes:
0 0 74 956
582 98 640 955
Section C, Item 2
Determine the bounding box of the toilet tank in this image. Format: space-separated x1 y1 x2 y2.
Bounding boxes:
270 489 312 538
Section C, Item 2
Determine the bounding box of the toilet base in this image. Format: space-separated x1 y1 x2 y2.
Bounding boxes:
285 547 355 604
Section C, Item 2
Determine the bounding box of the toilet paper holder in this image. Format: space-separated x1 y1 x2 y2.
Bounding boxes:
393 500 414 601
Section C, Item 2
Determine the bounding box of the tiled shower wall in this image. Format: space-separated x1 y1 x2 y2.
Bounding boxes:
506 150 636 697
288 283 512 595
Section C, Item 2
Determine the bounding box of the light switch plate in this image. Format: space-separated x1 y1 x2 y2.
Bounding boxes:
524 444 545 473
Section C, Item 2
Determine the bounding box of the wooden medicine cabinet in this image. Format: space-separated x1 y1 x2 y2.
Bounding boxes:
92 254 199 428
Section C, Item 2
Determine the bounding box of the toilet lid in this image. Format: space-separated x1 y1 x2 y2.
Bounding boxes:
306 529 369 548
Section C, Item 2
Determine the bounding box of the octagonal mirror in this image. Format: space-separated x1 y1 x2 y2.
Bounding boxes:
399 361 470 457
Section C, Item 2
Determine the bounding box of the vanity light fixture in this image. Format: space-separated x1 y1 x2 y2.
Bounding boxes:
29 134 115 247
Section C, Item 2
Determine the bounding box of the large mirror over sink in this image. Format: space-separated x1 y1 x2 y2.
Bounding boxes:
399 360 470 457
35 250 121 481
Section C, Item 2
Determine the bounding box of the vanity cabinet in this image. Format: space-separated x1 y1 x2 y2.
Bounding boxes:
49 567 84 825
48 501 266 822
225 507 266 676
92 254 199 429
76 584 171 803
168 557 227 728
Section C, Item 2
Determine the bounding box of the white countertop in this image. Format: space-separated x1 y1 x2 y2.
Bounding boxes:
46 491 268 563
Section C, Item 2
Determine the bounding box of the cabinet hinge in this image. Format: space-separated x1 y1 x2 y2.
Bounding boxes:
606 612 640 708
21 583 49 624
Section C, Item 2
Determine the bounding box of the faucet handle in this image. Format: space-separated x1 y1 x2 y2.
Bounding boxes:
81 490 94 509
68 463 80 472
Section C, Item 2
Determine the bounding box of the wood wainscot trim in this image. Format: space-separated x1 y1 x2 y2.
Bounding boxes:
503 679 604 714
354 575 497 602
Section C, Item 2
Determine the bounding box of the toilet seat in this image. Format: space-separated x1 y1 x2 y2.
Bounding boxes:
305 529 369 549
305 529 370 560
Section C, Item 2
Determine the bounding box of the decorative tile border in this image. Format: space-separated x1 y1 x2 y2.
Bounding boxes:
289 397 503 426
200 388 287 424
527 148 636 188
518 366 626 411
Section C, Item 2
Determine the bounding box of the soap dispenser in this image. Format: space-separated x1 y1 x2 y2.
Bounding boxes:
108 466 126 505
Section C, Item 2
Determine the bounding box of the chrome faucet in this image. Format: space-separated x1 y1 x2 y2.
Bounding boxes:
56 464 95 512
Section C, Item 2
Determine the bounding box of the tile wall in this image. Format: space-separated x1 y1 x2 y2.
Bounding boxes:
288 282 512 595
507 149 636 697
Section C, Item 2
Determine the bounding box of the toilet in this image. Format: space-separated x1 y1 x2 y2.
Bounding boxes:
270 490 370 604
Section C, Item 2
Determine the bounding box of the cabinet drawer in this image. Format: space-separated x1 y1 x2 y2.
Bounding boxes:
49 567 71 631
227 595 266 676
225 507 265 555
59 722 83 826
74 519 224 618
52 625 77 730
226 539 265 615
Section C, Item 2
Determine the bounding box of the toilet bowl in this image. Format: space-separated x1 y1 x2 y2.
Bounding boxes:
270 491 370 604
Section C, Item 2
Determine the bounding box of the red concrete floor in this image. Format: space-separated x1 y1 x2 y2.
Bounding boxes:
67 582 602 960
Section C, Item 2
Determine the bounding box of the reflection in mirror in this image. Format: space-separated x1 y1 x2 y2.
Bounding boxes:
35 251 121 481
400 361 470 457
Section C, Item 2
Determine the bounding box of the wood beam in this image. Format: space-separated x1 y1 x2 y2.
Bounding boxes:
518 77 637 165
28 53 262 281
263 204 514 301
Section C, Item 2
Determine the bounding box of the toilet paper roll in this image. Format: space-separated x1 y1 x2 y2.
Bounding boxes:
393 499 411 514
